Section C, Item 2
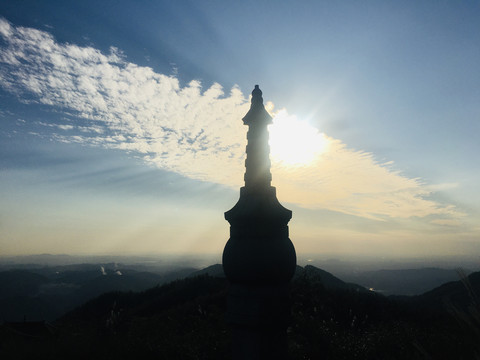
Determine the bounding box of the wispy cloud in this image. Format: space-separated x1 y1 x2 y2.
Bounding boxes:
0 17 248 186
0 18 463 222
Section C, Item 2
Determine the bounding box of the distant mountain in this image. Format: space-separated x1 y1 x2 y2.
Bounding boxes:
344 267 463 295
418 271 480 310
0 270 49 298
0 254 76 267
187 263 225 278
187 264 368 293
0 266 197 321
296 265 368 292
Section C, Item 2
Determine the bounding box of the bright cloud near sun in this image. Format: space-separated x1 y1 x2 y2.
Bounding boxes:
0 18 463 222
269 110 329 166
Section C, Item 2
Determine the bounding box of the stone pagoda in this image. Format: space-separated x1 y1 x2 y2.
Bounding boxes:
223 85 296 359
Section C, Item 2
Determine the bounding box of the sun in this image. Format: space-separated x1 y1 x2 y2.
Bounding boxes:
268 110 328 166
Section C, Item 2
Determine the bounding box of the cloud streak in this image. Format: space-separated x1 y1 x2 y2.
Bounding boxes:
0 18 462 222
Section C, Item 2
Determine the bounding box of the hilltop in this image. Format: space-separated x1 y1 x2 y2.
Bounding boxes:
1 264 479 359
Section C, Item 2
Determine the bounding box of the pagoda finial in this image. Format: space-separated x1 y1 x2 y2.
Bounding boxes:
242 85 271 126
251 84 263 105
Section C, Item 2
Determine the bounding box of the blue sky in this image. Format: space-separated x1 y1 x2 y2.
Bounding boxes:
1 1 479 260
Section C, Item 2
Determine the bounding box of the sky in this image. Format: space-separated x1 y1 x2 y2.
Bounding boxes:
0 1 479 261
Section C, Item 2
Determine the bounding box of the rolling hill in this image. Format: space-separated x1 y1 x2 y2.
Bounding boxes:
1 265 479 359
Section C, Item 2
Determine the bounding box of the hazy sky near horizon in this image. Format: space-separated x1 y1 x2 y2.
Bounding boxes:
1 1 479 259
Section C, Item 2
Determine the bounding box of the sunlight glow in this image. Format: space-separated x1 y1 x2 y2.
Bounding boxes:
269 110 329 166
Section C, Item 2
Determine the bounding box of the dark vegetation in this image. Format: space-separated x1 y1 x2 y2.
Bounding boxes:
1 265 479 359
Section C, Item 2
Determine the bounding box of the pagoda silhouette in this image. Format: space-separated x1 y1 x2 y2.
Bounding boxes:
223 85 296 359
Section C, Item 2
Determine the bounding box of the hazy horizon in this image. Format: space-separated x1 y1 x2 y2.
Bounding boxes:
1 252 478 270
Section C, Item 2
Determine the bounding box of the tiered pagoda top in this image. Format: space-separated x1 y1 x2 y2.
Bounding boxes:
224 85 291 225
242 85 273 190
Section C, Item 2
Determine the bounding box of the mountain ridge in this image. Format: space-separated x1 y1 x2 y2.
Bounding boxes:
2 264 478 359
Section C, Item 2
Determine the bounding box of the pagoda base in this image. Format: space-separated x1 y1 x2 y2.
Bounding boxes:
226 283 291 360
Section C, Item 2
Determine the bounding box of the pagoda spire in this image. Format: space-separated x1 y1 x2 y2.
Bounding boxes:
243 85 273 190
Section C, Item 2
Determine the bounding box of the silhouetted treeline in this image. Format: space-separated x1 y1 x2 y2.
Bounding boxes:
1 266 479 359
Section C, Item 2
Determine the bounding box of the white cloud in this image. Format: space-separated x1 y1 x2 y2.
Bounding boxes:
57 124 74 130
0 18 464 222
37 121 74 130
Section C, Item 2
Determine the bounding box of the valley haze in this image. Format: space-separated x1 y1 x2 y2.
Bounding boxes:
1 253 478 297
